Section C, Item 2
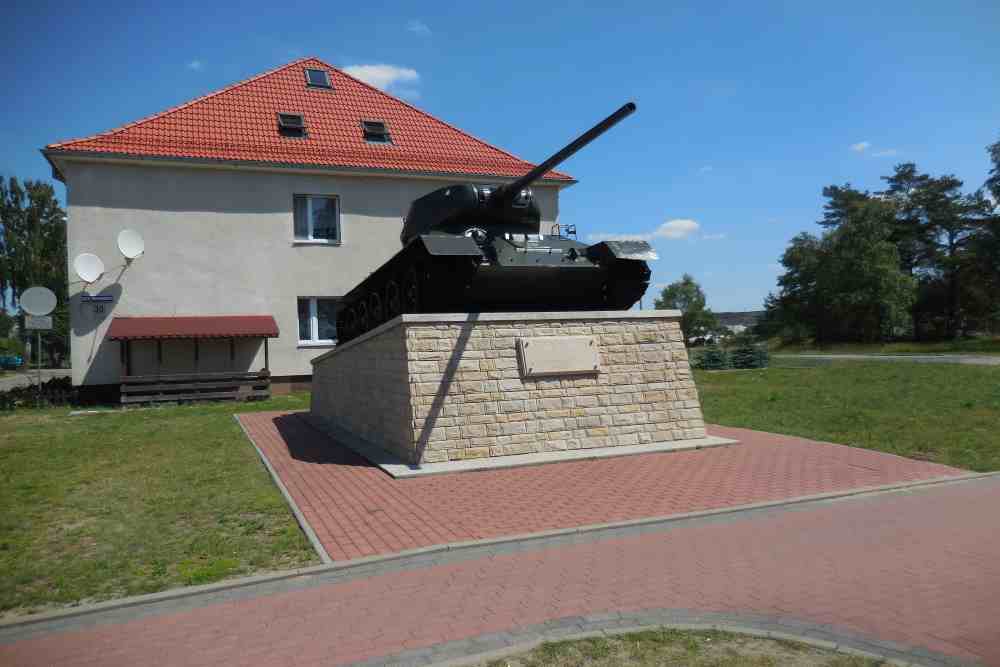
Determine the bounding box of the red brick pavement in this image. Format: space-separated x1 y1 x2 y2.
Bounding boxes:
238 411 962 561
3 476 998 665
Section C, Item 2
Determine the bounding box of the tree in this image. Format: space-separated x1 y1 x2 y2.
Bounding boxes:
986 136 1000 203
0 177 68 360
819 198 916 342
773 232 826 341
764 198 915 344
0 310 13 338
654 274 719 343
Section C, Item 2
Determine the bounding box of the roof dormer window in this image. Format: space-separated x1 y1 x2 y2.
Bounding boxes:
361 120 391 144
305 68 331 89
278 112 306 138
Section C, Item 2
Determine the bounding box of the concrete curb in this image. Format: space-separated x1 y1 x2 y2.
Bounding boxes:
234 414 333 564
356 610 975 667
2 470 996 635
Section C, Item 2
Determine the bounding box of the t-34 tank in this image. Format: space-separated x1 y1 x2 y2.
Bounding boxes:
335 102 657 343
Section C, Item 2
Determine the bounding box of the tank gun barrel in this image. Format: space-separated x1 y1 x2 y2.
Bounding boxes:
495 102 636 202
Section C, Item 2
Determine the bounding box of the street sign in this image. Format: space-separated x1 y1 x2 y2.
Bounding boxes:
25 315 53 330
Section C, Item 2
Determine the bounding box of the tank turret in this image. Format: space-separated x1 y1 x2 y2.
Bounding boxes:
400 103 636 246
336 102 657 343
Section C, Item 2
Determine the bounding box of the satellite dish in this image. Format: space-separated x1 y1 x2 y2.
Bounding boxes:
117 229 145 261
74 253 105 284
21 286 57 316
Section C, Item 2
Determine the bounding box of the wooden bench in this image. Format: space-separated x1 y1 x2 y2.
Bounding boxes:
120 371 271 404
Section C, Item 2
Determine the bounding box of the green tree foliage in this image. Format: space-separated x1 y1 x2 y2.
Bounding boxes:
653 273 719 343
0 310 13 338
820 198 916 341
986 136 1000 203
762 141 1000 343
761 198 915 343
878 164 994 338
0 177 69 360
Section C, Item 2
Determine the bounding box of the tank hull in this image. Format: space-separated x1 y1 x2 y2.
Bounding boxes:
334 235 652 344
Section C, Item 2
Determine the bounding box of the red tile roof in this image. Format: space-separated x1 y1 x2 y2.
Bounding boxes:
107 315 279 340
46 58 572 182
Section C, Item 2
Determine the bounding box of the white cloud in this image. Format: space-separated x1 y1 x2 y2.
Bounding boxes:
654 219 700 239
872 148 898 157
343 64 420 95
587 218 700 243
186 60 203 71
406 19 431 36
700 232 727 241
850 141 870 153
698 165 713 174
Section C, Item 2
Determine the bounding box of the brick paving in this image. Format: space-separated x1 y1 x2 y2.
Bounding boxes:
237 411 962 561
2 476 998 665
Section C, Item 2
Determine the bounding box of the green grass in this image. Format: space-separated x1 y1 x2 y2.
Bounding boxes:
481 628 881 666
771 337 1000 356
0 393 319 618
696 362 1000 471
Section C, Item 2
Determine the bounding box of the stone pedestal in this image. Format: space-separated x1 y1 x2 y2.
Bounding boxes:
310 310 715 467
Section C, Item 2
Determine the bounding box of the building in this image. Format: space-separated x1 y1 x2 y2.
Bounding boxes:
43 58 573 397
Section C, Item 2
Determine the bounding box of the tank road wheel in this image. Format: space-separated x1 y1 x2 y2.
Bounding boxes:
340 308 352 341
403 267 420 313
356 301 370 334
368 292 384 326
385 280 402 319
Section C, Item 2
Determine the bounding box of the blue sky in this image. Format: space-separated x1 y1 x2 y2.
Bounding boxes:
3 0 998 311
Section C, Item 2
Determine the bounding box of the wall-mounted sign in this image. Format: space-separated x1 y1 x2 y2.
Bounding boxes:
25 315 53 330
517 335 601 378
81 294 114 303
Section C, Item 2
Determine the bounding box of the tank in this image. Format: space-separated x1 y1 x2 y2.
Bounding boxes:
335 102 657 343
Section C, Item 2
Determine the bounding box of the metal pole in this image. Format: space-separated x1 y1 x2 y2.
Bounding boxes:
36 331 42 403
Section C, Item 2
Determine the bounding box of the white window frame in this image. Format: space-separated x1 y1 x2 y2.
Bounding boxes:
293 194 341 245
298 297 338 347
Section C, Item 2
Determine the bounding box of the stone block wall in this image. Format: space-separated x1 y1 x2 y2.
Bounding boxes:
311 323 414 460
311 312 706 465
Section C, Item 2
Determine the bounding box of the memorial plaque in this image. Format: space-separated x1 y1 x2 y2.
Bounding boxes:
517 335 600 378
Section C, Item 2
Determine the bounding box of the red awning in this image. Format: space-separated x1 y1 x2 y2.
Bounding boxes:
107 315 279 341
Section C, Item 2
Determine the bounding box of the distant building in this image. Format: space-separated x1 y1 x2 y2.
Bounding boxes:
43 58 573 395
715 311 764 336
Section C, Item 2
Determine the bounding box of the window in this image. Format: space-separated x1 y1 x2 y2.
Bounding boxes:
298 297 338 345
304 68 331 88
293 195 340 242
361 120 391 144
277 112 306 138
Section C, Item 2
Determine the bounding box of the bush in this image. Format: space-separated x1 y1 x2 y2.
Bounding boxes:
730 343 769 369
693 345 729 370
0 376 77 411
0 338 25 356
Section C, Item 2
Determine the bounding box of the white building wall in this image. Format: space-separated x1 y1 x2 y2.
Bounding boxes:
61 159 561 386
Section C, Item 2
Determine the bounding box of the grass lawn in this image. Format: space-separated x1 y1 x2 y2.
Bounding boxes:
480 628 878 666
0 393 319 618
771 337 1000 355
696 362 1000 472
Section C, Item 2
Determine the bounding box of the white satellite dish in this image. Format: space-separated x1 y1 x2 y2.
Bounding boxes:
74 253 105 284
117 229 145 261
21 286 57 316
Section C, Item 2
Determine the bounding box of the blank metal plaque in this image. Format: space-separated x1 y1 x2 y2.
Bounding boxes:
517 336 600 378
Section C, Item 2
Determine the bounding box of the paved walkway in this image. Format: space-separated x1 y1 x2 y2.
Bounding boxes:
237 411 962 562
2 476 998 666
775 353 1000 366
